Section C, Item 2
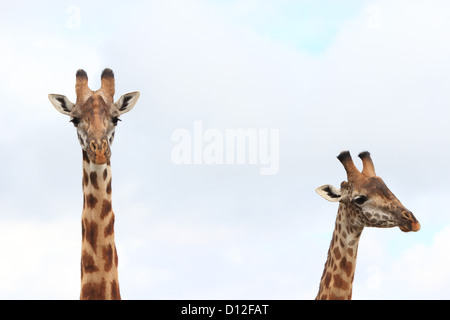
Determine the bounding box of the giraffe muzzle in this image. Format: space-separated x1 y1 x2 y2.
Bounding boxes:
398 210 421 232
88 139 110 165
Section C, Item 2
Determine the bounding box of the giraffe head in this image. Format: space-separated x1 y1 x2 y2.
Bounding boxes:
49 69 140 165
316 151 420 232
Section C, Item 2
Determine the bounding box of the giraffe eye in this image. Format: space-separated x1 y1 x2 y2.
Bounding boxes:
112 117 121 126
70 117 80 127
354 195 368 205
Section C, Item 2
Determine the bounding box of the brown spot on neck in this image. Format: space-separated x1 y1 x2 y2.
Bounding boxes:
333 246 342 260
85 194 98 209
339 257 353 278
111 280 120 300
82 250 99 273
83 169 89 187
90 171 99 190
84 219 98 253
104 214 115 238
106 179 112 195
81 278 106 300
100 200 112 219
333 274 350 290
102 244 113 272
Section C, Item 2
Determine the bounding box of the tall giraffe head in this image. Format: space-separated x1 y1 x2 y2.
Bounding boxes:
316 151 420 232
49 68 140 165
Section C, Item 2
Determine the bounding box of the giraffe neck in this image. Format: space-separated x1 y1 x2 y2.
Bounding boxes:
80 150 120 300
316 202 363 300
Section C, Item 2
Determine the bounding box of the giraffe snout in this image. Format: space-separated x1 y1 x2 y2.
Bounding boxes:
398 210 421 232
88 139 110 165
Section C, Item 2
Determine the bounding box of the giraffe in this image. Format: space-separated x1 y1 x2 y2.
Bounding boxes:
49 69 140 300
315 151 420 300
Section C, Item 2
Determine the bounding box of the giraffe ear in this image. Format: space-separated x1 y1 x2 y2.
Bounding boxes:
315 185 341 202
115 91 140 115
49 94 75 115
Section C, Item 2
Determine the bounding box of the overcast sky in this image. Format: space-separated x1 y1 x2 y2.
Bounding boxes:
0 0 450 299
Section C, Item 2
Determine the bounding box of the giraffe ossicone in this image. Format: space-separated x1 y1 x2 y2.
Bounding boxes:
49 68 140 300
315 151 420 300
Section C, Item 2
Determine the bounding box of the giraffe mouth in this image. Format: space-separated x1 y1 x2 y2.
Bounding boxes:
85 149 110 165
93 154 107 165
399 220 421 232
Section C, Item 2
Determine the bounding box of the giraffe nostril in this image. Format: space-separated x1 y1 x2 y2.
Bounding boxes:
101 139 108 152
90 140 98 152
402 211 412 220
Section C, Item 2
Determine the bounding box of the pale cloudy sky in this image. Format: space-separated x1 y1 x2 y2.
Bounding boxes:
0 0 449 299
